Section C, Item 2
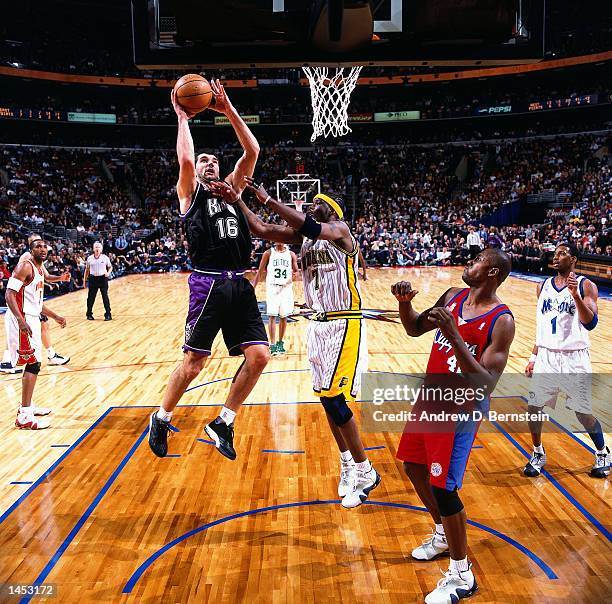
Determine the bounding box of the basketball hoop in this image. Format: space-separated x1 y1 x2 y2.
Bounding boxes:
294 199 305 213
302 66 363 142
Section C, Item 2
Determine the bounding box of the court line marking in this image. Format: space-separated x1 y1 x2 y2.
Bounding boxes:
0 370 603 595
0 407 115 526
518 395 596 455
21 426 149 604
261 449 305 454
50 444 71 448
122 499 557 593
491 421 611 542
10 482 33 485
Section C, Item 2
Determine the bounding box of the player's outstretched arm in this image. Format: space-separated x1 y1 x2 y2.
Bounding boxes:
208 180 302 245
171 90 197 214
252 249 270 288
42 304 66 328
208 81 259 193
392 283 456 337
243 178 352 245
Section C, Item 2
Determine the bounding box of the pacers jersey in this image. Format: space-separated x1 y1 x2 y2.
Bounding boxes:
182 180 252 270
427 288 512 374
14 260 45 317
536 276 590 351
301 235 361 313
266 246 292 286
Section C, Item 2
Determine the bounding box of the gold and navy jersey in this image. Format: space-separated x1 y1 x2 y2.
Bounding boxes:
300 234 361 313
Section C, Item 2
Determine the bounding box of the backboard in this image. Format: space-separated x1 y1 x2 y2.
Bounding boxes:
132 0 544 69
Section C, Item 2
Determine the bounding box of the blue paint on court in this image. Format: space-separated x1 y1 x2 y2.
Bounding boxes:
364 445 386 451
261 449 305 454
10 481 33 485
122 499 557 593
21 426 149 604
197 438 215 446
50 444 71 448
492 421 611 542
165 454 181 458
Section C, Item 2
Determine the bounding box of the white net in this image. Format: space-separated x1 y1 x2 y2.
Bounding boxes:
302 66 363 142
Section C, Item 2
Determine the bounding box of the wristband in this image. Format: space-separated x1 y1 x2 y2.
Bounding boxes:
7 277 24 292
264 195 272 206
529 354 537 364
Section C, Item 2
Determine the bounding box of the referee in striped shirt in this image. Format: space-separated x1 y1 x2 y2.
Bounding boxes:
84 242 112 321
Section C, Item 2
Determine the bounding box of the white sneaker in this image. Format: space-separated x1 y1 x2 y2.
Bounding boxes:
425 566 477 604
341 464 381 509
523 450 546 477
48 353 70 366
338 459 356 497
32 405 52 417
15 414 51 430
590 446 611 478
412 530 449 561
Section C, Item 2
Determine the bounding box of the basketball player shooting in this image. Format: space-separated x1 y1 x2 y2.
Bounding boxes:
524 242 610 478
5 238 67 430
148 80 270 460
392 248 515 604
209 177 379 509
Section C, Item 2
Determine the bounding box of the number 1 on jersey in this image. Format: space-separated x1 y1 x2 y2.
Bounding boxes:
551 316 557 335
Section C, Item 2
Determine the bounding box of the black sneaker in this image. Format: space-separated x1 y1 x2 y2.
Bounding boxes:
86 314 94 320
104 314 112 321
205 417 236 460
148 411 171 457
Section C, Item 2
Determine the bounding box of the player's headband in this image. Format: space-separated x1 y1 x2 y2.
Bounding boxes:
313 193 344 219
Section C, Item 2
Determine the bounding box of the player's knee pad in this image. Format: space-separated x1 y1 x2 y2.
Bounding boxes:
321 394 353 426
432 485 464 517
24 362 41 375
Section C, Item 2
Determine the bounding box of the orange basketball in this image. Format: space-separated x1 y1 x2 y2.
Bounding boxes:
173 74 213 114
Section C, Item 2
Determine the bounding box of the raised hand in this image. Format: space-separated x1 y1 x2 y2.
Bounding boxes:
391 281 419 303
567 271 579 298
243 177 271 204
170 89 195 120
208 180 241 205
208 79 234 116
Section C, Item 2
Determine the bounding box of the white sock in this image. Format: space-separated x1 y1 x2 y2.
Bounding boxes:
340 450 353 463
157 408 172 422
534 444 544 454
435 523 446 538
450 557 470 573
597 446 608 454
355 459 372 473
19 406 34 420
47 347 55 358
220 406 236 426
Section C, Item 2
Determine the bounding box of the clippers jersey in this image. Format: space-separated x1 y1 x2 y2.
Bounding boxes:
266 246 292 286
15 260 45 317
182 180 252 270
301 235 361 313
536 276 590 351
427 288 512 374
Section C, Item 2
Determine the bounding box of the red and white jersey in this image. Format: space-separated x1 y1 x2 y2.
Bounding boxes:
14 260 45 317
427 288 512 374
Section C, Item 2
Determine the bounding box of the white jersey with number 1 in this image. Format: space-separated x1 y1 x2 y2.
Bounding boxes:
535 275 590 351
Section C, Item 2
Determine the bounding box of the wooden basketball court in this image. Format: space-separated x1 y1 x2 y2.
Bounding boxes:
1 268 610 603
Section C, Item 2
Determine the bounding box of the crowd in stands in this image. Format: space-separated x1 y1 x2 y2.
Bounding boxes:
1 132 610 304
